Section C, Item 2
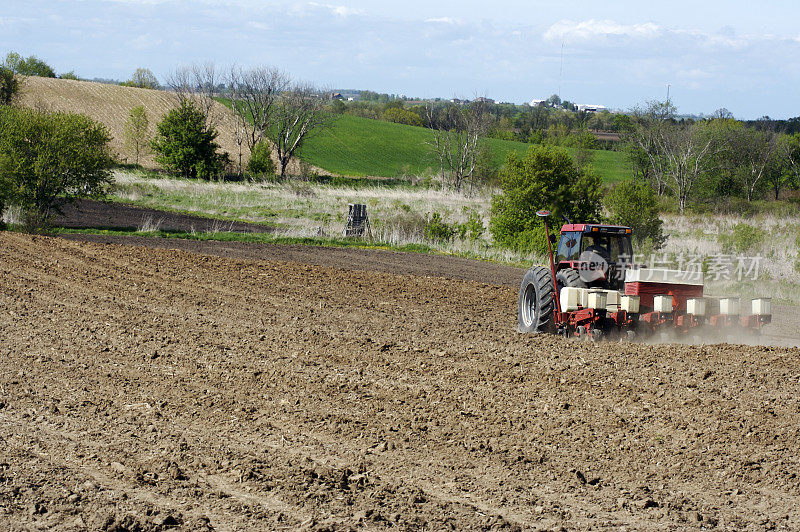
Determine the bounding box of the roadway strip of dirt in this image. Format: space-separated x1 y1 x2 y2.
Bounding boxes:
2 232 800 530
53 199 275 234
59 233 524 288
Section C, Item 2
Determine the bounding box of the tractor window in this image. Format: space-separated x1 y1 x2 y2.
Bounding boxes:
581 234 632 262
556 231 581 262
617 237 633 263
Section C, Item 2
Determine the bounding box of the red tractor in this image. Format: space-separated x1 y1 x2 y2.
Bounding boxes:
518 211 771 341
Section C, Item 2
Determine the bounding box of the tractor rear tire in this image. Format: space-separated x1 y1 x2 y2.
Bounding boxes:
518 266 556 334
556 268 586 290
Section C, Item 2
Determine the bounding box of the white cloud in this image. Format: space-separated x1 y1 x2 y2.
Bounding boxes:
425 17 461 25
127 33 163 51
543 19 661 42
308 2 364 17
99 0 171 4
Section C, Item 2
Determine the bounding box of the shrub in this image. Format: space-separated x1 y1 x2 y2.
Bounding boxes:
0 106 113 231
604 181 666 250
499 225 550 256
151 99 223 179
457 211 485 241
247 142 276 178
381 211 427 240
718 223 765 254
330 99 346 114
424 212 456 242
0 67 19 105
490 145 602 253
474 144 500 187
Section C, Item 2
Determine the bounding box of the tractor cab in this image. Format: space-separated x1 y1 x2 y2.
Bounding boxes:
555 224 633 290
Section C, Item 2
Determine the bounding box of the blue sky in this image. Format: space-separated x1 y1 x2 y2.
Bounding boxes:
2 0 799 118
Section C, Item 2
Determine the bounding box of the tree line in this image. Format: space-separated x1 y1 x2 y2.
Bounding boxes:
623 100 800 211
122 63 329 181
0 58 332 231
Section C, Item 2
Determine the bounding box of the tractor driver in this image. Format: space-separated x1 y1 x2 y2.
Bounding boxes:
581 235 612 262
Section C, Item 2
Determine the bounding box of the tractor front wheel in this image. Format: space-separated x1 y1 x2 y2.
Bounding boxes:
518 266 556 334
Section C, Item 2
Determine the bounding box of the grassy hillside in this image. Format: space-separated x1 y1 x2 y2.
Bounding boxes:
300 114 630 183
17 78 628 182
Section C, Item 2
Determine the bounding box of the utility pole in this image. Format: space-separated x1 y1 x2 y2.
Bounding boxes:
666 83 670 102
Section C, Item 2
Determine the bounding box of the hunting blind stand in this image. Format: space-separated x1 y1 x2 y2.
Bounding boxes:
343 203 371 238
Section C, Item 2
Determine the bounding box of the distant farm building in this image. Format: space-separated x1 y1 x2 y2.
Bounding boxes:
577 104 607 113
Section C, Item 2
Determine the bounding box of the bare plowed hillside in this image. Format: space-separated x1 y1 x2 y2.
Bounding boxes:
2 232 800 530
16 76 244 169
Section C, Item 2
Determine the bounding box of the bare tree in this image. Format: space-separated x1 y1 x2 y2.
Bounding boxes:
226 66 288 153
425 99 491 193
632 101 716 211
226 72 248 176
425 104 447 184
123 105 150 165
268 82 329 179
166 62 221 125
653 123 715 212
629 100 678 195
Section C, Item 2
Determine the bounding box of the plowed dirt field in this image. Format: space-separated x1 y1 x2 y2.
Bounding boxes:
2 232 800 530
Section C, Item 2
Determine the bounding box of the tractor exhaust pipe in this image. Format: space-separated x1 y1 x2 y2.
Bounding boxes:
537 210 562 320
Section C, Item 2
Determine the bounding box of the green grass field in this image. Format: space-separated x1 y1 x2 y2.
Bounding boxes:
300 114 630 183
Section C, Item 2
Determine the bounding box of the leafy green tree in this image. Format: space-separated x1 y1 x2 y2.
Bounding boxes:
383 107 423 127
151 100 223 179
0 106 113 231
121 68 159 89
330 99 346 114
490 145 602 255
611 113 635 133
781 132 800 189
3 52 56 77
59 71 80 80
696 117 742 199
764 155 792 200
0 67 19 105
382 99 404 112
604 181 665 250
123 105 150 165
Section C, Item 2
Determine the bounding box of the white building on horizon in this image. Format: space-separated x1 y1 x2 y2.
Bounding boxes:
577 104 608 113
